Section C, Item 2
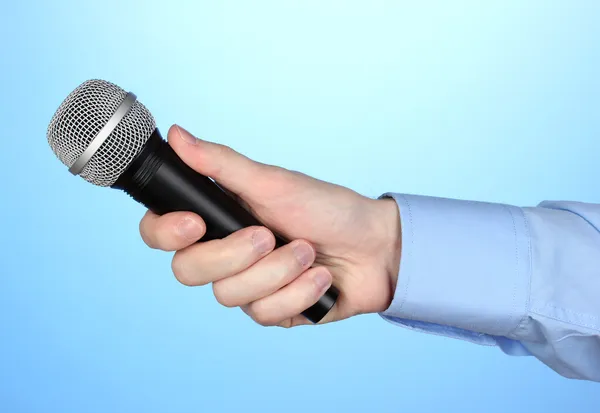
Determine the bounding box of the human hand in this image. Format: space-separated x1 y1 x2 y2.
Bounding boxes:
139 125 402 327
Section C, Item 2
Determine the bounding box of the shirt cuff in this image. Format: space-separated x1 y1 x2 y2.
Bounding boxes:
379 193 532 349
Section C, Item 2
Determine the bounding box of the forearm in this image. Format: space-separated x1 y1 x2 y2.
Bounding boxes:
379 193 600 382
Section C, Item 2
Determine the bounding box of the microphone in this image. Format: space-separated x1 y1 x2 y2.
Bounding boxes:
46 79 339 323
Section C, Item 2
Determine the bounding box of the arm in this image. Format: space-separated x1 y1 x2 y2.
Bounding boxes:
138 126 598 381
380 193 600 382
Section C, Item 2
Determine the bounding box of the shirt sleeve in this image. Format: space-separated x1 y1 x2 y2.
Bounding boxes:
379 192 600 382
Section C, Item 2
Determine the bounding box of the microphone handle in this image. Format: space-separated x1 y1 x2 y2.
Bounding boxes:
113 129 339 323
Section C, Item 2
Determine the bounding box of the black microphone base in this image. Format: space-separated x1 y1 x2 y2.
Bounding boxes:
112 129 338 323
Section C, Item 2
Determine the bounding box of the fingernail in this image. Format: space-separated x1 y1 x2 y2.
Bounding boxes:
177 217 203 240
252 229 273 253
176 125 197 145
292 242 314 267
313 270 331 291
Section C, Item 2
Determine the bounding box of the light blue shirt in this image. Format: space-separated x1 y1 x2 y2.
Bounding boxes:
379 193 600 382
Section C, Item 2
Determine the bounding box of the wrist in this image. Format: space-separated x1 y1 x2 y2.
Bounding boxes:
371 196 402 311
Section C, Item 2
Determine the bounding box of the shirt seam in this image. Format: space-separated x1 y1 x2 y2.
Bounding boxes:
499 205 520 337
539 203 600 234
396 194 414 313
530 305 600 331
530 307 600 332
506 207 533 339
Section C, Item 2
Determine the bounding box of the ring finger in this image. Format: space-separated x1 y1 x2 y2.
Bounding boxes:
211 239 316 308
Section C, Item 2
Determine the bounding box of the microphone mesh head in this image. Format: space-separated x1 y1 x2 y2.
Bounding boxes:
47 79 156 187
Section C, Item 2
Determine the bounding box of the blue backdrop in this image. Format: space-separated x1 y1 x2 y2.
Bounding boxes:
1 1 598 412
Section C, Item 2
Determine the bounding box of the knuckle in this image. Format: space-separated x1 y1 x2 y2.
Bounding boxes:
249 302 277 326
215 143 235 157
139 222 156 249
277 319 293 329
211 144 233 174
212 283 237 308
171 253 195 286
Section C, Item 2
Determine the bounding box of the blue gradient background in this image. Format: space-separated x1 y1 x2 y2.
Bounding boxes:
1 1 599 412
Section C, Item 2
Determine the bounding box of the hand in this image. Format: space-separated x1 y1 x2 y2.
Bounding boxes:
139 125 402 327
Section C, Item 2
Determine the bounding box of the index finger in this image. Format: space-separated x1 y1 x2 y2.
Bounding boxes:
139 210 206 251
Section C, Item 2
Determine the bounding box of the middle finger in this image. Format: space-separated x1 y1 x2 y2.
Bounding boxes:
211 239 316 308
171 226 275 287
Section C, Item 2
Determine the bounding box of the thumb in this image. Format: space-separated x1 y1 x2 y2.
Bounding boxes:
167 124 265 196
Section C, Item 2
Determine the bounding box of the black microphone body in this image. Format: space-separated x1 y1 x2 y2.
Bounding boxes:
113 128 339 323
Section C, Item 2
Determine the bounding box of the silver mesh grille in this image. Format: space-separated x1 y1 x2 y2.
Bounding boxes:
47 79 156 187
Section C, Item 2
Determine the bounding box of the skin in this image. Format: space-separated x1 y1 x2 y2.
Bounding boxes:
139 125 402 328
